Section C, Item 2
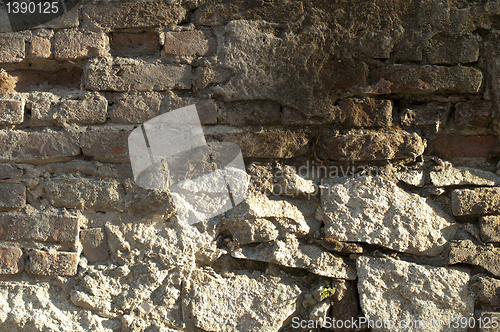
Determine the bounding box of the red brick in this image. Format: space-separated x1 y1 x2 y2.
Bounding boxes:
81 227 109 263
432 134 500 158
28 251 78 276
0 247 23 274
109 94 161 124
227 100 280 126
0 130 80 163
320 59 368 90
53 31 107 60
0 214 79 244
80 128 130 163
0 183 25 212
452 188 500 216
371 65 483 94
0 36 25 63
0 99 24 125
110 31 160 56
163 30 217 57
28 36 51 59
455 100 494 128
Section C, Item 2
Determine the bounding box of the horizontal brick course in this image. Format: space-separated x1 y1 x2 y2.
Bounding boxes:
109 94 161 124
0 99 24 125
80 128 131 163
0 247 23 274
110 31 161 56
28 251 78 276
163 30 217 57
432 134 500 158
452 188 500 216
0 183 25 212
0 36 25 63
53 31 108 60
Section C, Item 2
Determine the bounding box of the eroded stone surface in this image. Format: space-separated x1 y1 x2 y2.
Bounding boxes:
318 176 457 256
471 274 500 307
357 256 474 332
448 240 500 277
430 167 500 187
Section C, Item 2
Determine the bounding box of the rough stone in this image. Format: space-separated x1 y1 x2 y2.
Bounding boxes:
110 31 160 56
80 127 131 163
478 312 500 332
0 99 24 125
451 187 500 216
309 300 330 323
0 129 80 164
455 100 494 128
28 251 79 276
317 176 456 256
231 239 356 279
0 213 79 244
0 164 22 179
471 274 500 307
432 135 500 159
226 100 281 126
337 98 393 128
159 95 218 125
400 102 451 132
426 35 479 64
45 176 124 212
314 238 363 255
395 169 426 187
109 93 161 124
371 65 483 94
0 36 24 63
431 167 500 187
183 271 302 332
317 131 425 162
27 36 51 59
448 240 500 276
273 164 315 196
224 193 310 245
357 256 474 332
0 247 23 274
81 227 109 263
480 216 500 243
320 59 368 91
54 31 108 60
0 183 25 211
84 58 192 92
162 30 216 57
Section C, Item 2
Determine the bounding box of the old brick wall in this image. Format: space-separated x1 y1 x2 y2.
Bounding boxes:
0 0 500 331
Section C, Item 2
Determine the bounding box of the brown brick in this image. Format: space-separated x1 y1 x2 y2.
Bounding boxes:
27 36 51 59
0 247 23 274
432 135 500 158
0 36 25 63
0 214 79 244
28 251 78 276
452 188 500 216
479 216 500 243
109 94 161 124
110 31 160 56
455 100 494 128
84 58 192 92
80 128 130 163
320 59 368 90
163 30 217 57
82 2 186 29
81 227 109 263
371 65 483 94
0 99 24 125
400 102 450 130
426 35 479 65
0 130 80 163
0 183 25 212
337 98 393 127
0 165 22 179
316 131 425 161
227 100 280 126
53 31 108 60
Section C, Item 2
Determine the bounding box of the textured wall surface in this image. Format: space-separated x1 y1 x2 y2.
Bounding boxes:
0 0 500 331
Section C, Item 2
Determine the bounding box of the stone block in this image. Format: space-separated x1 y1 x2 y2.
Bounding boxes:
28 251 78 276
81 227 109 263
0 99 24 125
0 247 23 274
0 36 24 63
0 183 25 211
53 30 107 60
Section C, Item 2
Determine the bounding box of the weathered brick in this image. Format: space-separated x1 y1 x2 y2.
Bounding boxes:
0 214 79 244
0 99 24 125
316 131 425 161
160 96 218 125
452 187 500 216
207 130 308 159
0 247 23 274
320 59 368 90
109 94 161 124
0 183 25 212
81 227 109 263
337 98 393 127
400 102 450 131
27 36 51 59
28 251 78 276
0 165 22 179
426 35 479 65
31 93 107 127
82 2 186 29
432 135 500 158
110 31 160 56
53 31 108 60
45 176 124 211
0 130 80 163
80 127 130 163
455 100 494 128
227 100 280 126
163 30 217 57
0 36 25 63
479 216 500 243
371 65 483 94
84 58 192 91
